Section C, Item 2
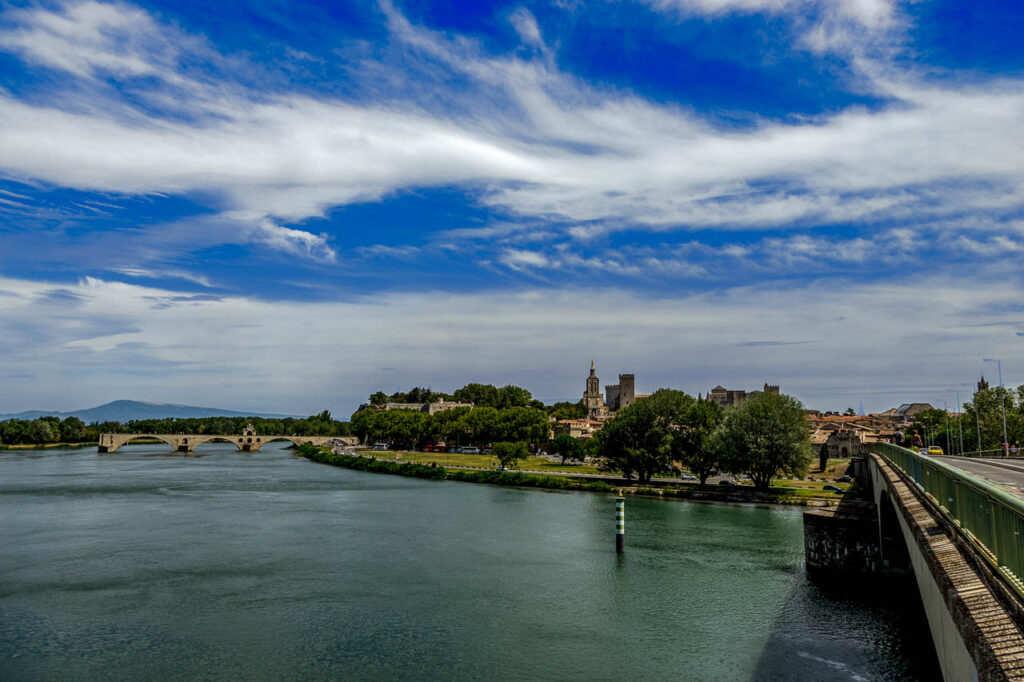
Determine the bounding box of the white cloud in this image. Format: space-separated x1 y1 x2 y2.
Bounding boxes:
509 7 544 48
0 0 1019 257
500 248 550 270
0 273 1020 414
643 0 899 54
113 266 215 287
249 219 336 261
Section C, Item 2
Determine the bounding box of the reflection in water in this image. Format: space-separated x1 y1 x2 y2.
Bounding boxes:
1 443 936 680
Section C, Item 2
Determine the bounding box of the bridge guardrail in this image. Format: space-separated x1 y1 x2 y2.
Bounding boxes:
872 442 1024 600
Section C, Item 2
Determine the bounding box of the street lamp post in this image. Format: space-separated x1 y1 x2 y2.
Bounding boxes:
983 359 1010 456
954 389 964 456
942 399 951 456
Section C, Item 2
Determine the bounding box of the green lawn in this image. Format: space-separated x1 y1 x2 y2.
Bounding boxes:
359 449 605 475
355 449 853 495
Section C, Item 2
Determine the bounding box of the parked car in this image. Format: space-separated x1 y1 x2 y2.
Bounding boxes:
838 474 853 483
460 447 480 455
680 474 697 481
448 446 461 453
823 484 842 492
481 447 492 455
372 442 388 451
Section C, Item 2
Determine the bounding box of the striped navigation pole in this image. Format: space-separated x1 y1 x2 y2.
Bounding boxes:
615 496 625 553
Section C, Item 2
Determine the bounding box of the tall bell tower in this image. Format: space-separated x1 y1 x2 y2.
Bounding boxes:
584 360 605 417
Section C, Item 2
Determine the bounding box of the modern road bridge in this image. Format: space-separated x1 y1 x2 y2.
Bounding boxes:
98 423 356 453
866 444 1024 680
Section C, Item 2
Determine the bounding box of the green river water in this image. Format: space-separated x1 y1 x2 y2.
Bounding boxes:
0 442 939 680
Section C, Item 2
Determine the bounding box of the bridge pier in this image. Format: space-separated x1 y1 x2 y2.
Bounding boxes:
807 452 1024 680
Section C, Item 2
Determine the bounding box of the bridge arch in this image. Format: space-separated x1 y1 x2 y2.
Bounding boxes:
190 436 244 452
121 435 179 450
260 436 302 446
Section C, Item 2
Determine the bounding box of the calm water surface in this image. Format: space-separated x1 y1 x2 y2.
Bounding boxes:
1 443 939 680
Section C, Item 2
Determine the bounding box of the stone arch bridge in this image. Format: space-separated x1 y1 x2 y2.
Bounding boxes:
98 423 356 453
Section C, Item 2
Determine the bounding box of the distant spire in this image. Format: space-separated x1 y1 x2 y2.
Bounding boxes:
591 359 595 370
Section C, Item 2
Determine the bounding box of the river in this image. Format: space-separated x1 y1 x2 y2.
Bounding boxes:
0 442 939 680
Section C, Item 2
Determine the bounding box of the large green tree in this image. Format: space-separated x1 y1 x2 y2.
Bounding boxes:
713 392 812 490
549 434 584 464
492 441 529 469
671 398 724 484
596 389 692 483
962 386 1023 452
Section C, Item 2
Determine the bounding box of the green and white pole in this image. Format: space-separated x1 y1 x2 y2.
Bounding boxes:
615 497 625 553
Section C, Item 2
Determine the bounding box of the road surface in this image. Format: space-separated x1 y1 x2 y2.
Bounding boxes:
935 456 1024 498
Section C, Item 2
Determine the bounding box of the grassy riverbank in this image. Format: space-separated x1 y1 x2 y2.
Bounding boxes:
298 446 850 506
299 447 617 492
0 441 99 450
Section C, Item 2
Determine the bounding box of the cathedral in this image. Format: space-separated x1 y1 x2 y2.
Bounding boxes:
583 361 638 420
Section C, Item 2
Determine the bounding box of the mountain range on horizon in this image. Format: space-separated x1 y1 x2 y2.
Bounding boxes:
0 400 298 423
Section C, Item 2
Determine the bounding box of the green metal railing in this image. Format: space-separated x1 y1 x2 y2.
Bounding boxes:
872 442 1024 599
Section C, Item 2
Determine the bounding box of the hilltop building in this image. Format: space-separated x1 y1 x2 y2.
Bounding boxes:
552 418 604 439
875 403 934 425
376 399 473 414
707 383 780 407
583 361 646 420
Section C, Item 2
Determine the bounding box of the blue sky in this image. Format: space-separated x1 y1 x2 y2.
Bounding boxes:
0 0 1021 417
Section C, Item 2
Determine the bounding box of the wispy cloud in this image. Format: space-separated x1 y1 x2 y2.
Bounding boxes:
0 0 1022 266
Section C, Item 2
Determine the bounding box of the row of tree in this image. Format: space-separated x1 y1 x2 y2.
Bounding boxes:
0 411 350 446
364 383 588 420
350 405 551 451
0 416 92 445
902 385 1024 453
594 389 812 489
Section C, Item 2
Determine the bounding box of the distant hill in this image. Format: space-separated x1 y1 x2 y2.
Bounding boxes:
0 400 297 424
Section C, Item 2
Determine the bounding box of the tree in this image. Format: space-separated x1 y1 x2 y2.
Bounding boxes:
492 441 528 469
453 383 499 407
818 442 829 472
963 386 1023 451
59 416 87 443
843 407 856 416
28 419 56 444
713 392 812 490
369 391 388 406
550 434 584 464
495 385 533 409
671 398 723 485
464 407 501 447
548 400 587 421
423 406 471 445
495 406 550 448
596 389 692 483
350 408 382 444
